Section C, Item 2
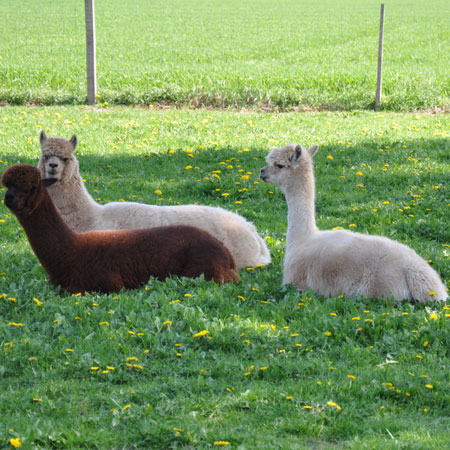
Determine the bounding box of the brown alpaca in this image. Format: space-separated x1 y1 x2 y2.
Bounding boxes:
2 164 239 294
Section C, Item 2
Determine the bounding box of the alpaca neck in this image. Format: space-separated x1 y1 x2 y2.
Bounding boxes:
285 179 318 245
16 192 77 277
47 170 101 231
51 171 100 211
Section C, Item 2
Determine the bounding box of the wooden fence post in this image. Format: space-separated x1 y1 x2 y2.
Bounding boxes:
85 0 97 104
375 4 385 111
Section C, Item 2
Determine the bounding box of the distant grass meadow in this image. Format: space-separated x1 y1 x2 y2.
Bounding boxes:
0 107 449 448
1 0 450 111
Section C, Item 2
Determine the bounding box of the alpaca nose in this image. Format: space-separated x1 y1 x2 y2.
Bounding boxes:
49 163 58 169
259 167 266 180
4 189 17 208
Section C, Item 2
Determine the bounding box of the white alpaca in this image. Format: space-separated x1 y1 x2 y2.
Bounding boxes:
37 131 271 269
260 143 448 302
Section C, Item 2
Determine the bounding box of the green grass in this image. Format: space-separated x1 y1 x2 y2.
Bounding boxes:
1 0 449 110
0 106 449 448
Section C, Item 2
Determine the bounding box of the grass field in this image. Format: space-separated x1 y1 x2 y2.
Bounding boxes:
0 106 449 448
1 0 450 110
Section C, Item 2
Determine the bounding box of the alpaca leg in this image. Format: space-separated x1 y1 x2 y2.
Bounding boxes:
91 272 125 294
212 265 240 284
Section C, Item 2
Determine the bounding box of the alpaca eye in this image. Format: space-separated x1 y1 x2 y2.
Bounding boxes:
62 158 69 163
276 164 285 169
44 155 50 161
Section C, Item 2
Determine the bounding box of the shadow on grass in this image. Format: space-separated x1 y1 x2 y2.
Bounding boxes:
1 137 448 276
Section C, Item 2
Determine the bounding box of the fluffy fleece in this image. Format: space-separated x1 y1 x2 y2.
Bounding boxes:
2 164 239 294
260 143 448 302
37 130 271 269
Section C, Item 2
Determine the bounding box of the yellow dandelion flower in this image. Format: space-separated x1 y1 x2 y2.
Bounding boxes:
122 404 131 411
163 320 173 326
428 291 436 296
126 356 138 362
304 405 313 410
33 297 43 307
324 331 332 336
327 155 333 160
193 330 209 338
425 384 433 389
214 441 230 446
356 171 363 176
429 313 438 320
154 189 162 195
10 438 22 448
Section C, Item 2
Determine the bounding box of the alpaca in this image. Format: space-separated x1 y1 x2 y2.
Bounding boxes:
2 164 239 294
37 130 270 269
260 144 448 302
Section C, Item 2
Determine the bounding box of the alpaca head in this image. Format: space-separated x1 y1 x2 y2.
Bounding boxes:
38 130 79 184
259 143 318 191
2 164 54 216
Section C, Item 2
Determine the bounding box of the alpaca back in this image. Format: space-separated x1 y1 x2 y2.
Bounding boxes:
284 229 448 302
96 201 268 269
60 225 239 293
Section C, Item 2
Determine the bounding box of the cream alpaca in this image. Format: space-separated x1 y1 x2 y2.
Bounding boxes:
38 130 271 269
260 143 448 302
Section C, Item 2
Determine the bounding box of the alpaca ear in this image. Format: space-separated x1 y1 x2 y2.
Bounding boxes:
292 145 302 167
70 134 78 150
40 130 47 146
308 145 319 157
43 178 57 188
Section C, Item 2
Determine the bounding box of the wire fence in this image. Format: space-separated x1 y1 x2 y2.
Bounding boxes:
1 0 449 110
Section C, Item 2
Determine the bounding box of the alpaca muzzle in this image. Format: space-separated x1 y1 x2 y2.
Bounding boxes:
259 167 268 182
4 187 17 209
